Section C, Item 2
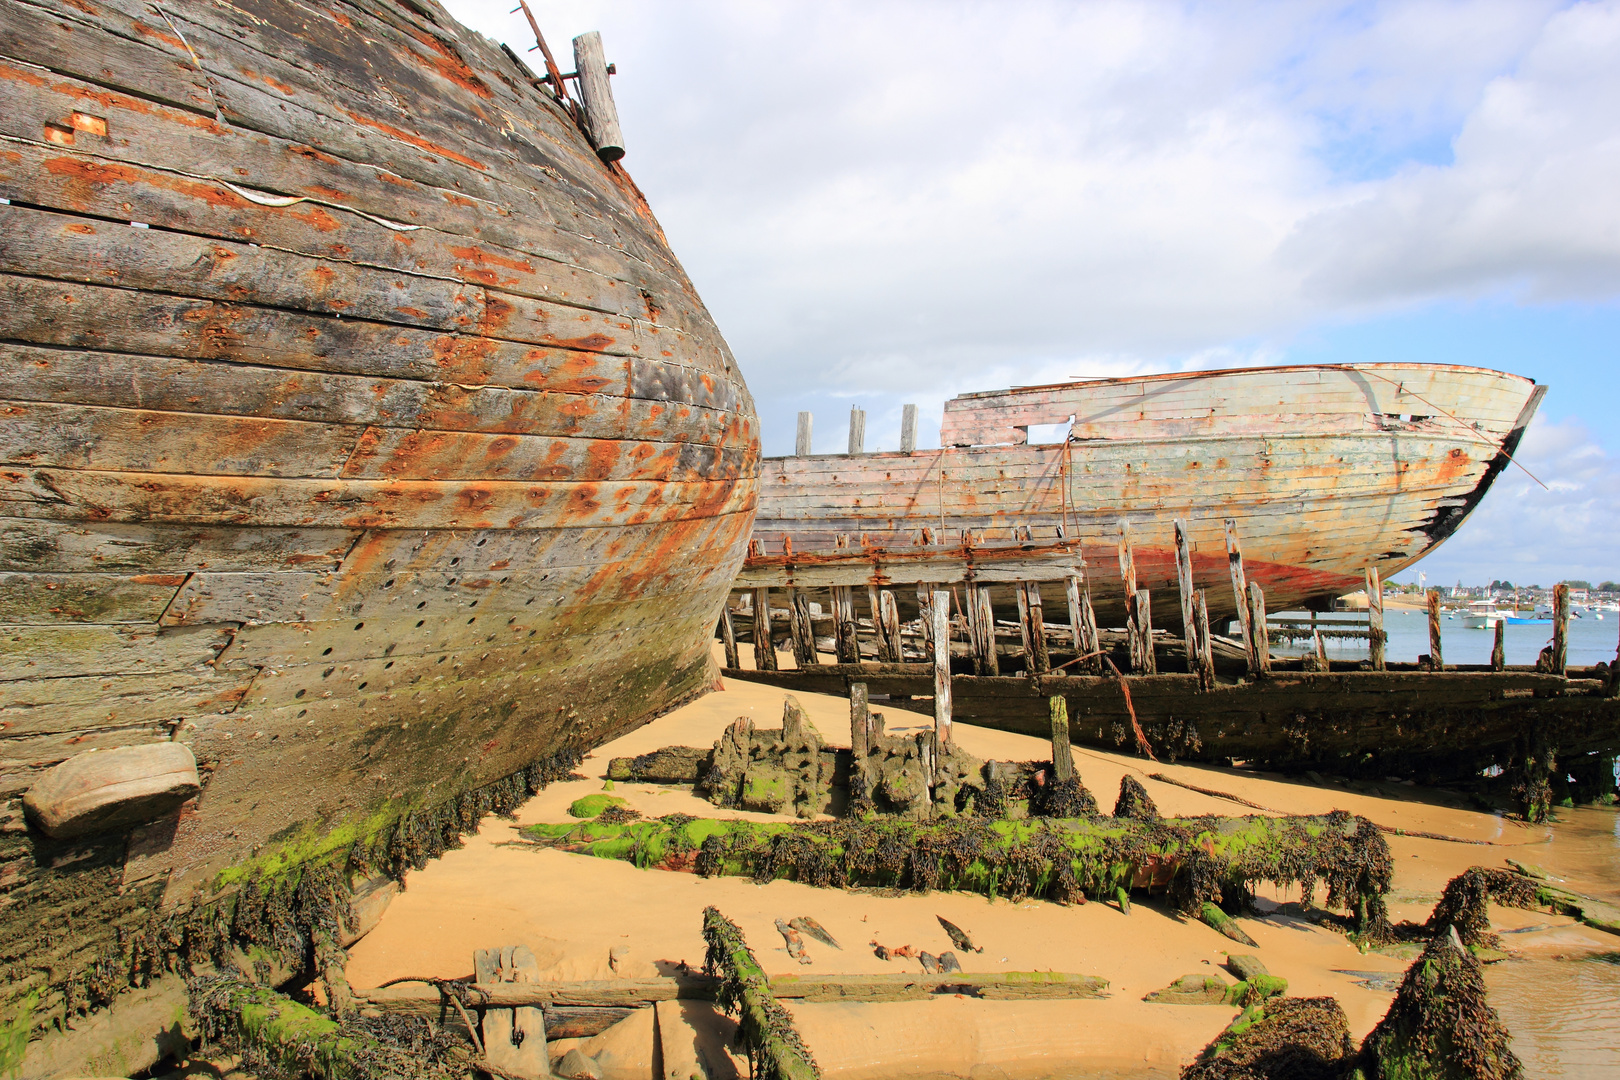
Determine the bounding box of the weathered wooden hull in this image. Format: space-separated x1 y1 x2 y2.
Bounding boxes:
747 364 1541 627
0 0 756 921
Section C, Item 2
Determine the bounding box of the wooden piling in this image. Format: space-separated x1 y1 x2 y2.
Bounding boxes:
1194 590 1216 690
1313 630 1329 668
1049 696 1074 781
916 583 934 645
1026 582 1050 673
1247 581 1271 676
932 590 953 745
1492 619 1506 672
1225 520 1257 675
1426 589 1444 671
831 585 859 664
1365 566 1386 671
848 407 866 455
795 411 813 456
1174 519 1198 675
901 404 918 453
1015 583 1033 661
1133 589 1157 675
719 605 740 670
1552 583 1569 676
866 585 890 662
850 681 871 783
1117 519 1138 597
972 584 1000 676
752 587 778 671
788 588 817 667
879 589 902 661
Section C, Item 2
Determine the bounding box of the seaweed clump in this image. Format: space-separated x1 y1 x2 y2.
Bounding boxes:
1114 775 1161 822
1424 868 1540 948
1181 996 1356 1080
1360 930 1523 1080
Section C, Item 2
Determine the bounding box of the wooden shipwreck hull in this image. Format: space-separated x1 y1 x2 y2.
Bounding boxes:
746 364 1542 626
0 0 754 953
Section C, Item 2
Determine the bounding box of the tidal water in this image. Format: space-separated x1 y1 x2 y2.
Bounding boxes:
1271 607 1619 668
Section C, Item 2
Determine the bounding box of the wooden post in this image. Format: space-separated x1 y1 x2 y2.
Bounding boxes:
719 605 739 670
1049 696 1074 781
1364 566 1385 671
1174 519 1197 674
916 582 934 645
1119 520 1141 670
1552 582 1569 676
752 587 777 671
900 403 918 453
1015 583 1033 662
848 407 866 455
1247 581 1271 676
1609 617 1620 698
831 585 859 664
788 588 817 667
1026 582 1050 673
972 584 999 676
1194 590 1216 690
1133 589 1157 675
1492 619 1506 672
571 31 625 161
932 590 952 745
1064 573 1085 655
1075 571 1101 674
866 585 889 662
1426 589 1444 671
795 411 812 456
879 589 902 661
1225 519 1256 674
1313 630 1329 668
850 681 870 787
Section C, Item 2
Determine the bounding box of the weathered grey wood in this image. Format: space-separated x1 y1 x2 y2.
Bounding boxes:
751 588 777 672
1427 589 1444 671
1133 589 1156 675
1015 583 1033 660
572 31 624 161
1194 590 1216 690
971 584 999 676
1552 582 1569 676
1117 519 1138 598
1049 695 1073 781
1365 566 1386 671
1025 582 1050 673
1225 519 1256 674
915 582 934 645
1248 582 1271 676
830 585 859 664
0 572 186 625
796 412 813 456
788 588 817 666
1075 572 1102 674
848 407 866 455
473 945 548 1080
879 589 902 662
1492 619 1506 672
932 590 952 744
900 404 918 453
1174 519 1198 674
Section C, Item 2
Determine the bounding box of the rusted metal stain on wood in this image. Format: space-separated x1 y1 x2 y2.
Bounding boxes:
0 0 758 903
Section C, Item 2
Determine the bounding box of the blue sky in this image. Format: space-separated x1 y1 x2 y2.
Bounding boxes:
452 0 1619 585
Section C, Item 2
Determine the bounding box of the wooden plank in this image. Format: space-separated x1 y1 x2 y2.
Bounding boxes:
0 516 357 575
1225 519 1256 674
1365 566 1385 671
796 411 812 456
0 624 232 681
0 666 255 730
0 571 185 625
1174 519 1197 673
1248 582 1271 676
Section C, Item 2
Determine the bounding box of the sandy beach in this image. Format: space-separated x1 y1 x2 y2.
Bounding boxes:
345 646 1618 1079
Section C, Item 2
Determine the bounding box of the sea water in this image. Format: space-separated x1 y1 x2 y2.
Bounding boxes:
1270 608 1619 668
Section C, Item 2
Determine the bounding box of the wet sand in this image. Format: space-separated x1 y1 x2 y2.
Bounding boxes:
347 646 1620 1079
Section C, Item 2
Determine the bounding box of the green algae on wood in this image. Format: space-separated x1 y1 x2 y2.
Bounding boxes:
702 907 821 1080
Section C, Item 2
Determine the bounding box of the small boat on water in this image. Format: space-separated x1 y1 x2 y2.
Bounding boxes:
1462 600 1503 629
744 363 1544 629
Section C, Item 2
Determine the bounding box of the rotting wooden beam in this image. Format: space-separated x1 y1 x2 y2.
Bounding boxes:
1427 588 1444 671
972 584 1000 676
1026 582 1051 673
752 587 778 672
830 585 859 664
933 589 953 745
788 587 818 667
1247 582 1271 677
1552 583 1569 676
1117 521 1138 667
1225 519 1257 675
1174 519 1198 675
1365 566 1386 672
879 589 902 662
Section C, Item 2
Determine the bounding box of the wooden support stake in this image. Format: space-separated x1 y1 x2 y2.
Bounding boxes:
932 590 953 745
1117 519 1138 597
1426 589 1444 671
1365 566 1385 671
1552 582 1569 676
1049 696 1074 781
752 588 777 671
1064 573 1085 655
1174 519 1198 675
1225 519 1256 674
916 583 934 645
1247 581 1271 676
879 589 902 661
1015 582 1033 661
719 605 740 670
850 681 870 787
972 584 1000 676
1313 630 1329 668
1194 590 1216 690
788 588 817 667
1026 582 1050 673
900 403 918 454
1133 589 1157 675
848 407 866 455
1492 619 1506 672
866 585 890 662
795 411 813 456
831 585 859 664
1078 573 1102 674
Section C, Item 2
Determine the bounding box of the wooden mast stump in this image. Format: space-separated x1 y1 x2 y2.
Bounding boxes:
474 946 549 1079
848 407 866 455
1426 589 1444 671
1365 566 1386 671
1174 519 1198 675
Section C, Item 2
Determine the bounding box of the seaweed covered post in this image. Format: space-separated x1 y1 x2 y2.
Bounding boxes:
1425 868 1540 949
1360 929 1523 1080
1181 997 1356 1080
701 907 821 1080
